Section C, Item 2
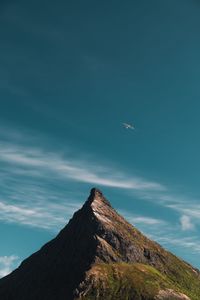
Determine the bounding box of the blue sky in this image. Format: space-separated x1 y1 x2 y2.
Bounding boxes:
1 0 200 276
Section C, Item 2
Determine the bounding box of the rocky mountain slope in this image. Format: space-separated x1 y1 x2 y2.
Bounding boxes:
0 188 199 300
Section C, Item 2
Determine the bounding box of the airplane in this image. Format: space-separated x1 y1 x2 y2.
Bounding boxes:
122 122 135 130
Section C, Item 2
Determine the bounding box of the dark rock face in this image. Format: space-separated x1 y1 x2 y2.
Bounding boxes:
0 189 101 300
0 188 198 300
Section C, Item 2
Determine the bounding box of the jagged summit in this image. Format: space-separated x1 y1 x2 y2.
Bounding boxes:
0 189 199 300
83 187 112 209
89 187 104 199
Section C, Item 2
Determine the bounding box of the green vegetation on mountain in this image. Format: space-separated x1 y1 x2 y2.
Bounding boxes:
79 262 200 300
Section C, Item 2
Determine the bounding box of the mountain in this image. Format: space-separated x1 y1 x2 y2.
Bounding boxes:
0 188 200 300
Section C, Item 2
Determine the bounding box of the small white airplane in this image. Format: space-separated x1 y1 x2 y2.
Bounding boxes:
122 122 135 130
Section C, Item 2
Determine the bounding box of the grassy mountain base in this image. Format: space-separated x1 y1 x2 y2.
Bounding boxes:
78 262 200 300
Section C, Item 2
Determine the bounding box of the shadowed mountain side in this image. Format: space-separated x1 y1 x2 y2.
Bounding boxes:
0 189 102 300
0 188 199 300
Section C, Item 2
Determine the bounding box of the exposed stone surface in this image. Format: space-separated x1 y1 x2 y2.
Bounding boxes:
0 188 199 300
156 289 191 300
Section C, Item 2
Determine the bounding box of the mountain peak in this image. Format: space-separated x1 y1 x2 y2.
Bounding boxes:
90 187 103 198
84 187 112 211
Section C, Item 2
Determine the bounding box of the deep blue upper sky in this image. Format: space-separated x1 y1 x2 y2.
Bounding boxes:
0 0 200 276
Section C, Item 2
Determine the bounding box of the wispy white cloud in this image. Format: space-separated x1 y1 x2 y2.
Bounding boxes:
130 216 165 225
136 191 200 228
0 255 19 278
0 138 166 230
167 203 200 225
0 144 164 191
120 210 165 226
180 215 195 231
156 235 200 254
0 199 81 230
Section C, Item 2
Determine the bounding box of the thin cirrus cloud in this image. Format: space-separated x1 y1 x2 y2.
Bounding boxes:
119 210 166 226
0 137 197 235
168 203 200 219
0 199 81 230
0 255 19 278
127 215 165 225
137 192 199 232
0 144 165 191
156 235 200 254
0 139 165 230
